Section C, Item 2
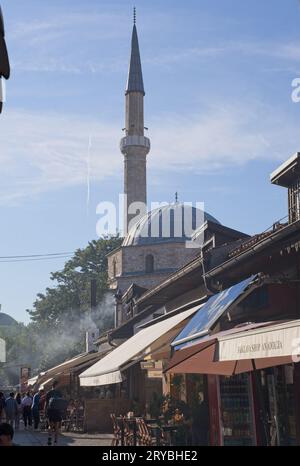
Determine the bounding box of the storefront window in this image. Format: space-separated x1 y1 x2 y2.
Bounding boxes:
219 373 255 446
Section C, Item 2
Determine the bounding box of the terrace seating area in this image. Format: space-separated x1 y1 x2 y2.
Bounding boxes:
110 414 176 446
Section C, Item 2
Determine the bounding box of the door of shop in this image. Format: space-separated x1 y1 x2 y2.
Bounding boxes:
262 366 296 446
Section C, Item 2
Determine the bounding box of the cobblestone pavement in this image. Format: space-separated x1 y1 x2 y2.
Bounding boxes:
14 426 113 446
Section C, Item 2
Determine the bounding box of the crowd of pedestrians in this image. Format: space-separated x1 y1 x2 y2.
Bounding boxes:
0 382 84 446
0 389 46 430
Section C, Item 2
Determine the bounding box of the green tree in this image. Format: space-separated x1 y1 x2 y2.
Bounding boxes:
27 236 121 329
27 236 121 372
0 322 38 387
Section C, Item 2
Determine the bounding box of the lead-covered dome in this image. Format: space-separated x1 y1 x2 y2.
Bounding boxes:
0 312 17 326
123 203 220 247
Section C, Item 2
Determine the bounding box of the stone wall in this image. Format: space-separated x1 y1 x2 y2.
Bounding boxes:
122 242 198 275
108 241 199 292
84 398 131 433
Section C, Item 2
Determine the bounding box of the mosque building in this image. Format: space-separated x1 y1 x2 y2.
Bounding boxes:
107 13 247 329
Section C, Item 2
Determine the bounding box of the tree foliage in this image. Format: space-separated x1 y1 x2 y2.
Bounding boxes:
27 236 121 328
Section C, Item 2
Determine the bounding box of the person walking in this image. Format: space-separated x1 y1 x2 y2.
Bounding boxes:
15 393 22 430
21 392 33 428
4 393 17 428
0 393 5 422
191 392 210 446
31 390 43 430
45 381 67 446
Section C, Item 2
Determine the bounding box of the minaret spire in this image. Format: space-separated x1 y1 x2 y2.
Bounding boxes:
120 10 151 235
133 6 136 25
126 9 145 96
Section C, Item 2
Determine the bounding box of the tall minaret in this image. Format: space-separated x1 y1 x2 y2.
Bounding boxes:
120 9 150 235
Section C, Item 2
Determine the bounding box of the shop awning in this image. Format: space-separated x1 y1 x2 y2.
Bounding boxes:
166 319 299 376
172 275 257 350
39 377 54 390
27 375 39 387
34 351 107 388
79 305 201 387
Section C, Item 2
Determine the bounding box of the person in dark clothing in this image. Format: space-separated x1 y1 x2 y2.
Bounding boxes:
15 394 22 430
0 392 6 422
191 392 210 446
45 381 63 446
21 392 33 428
0 423 17 446
4 393 17 427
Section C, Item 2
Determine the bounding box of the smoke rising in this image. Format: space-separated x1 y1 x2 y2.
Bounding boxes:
1 293 115 385
35 292 115 370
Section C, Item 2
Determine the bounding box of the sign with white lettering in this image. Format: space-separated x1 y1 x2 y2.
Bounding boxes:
219 320 300 361
140 361 155 369
147 369 163 379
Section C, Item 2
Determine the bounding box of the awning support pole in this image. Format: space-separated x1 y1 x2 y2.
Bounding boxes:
251 359 270 446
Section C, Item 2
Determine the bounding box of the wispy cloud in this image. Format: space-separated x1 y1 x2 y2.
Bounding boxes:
149 102 299 172
0 109 121 204
14 40 300 76
7 4 300 76
7 10 129 75
9 12 127 44
0 101 299 206
145 41 300 68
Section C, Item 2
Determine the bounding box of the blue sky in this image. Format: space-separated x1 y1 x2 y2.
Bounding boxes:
1 0 300 323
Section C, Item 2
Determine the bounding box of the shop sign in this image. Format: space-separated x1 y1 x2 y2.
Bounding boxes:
147 369 163 379
20 367 31 392
141 361 155 370
219 322 300 361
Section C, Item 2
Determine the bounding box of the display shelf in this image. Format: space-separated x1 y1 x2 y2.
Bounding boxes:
219 373 255 447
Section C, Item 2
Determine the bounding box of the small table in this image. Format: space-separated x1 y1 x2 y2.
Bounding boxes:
144 418 158 424
161 425 178 446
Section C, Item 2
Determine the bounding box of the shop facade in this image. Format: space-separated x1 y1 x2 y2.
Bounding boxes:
202 362 300 446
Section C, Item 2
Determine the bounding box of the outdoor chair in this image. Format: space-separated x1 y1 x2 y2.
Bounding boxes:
39 410 48 432
61 415 71 432
136 418 157 446
73 407 85 432
110 413 121 446
121 416 135 446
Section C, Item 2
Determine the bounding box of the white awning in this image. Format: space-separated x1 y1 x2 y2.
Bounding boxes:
39 378 53 390
79 305 201 387
218 319 300 362
33 352 105 388
81 371 124 387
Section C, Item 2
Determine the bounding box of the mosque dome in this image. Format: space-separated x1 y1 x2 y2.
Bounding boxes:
122 203 220 247
0 312 17 327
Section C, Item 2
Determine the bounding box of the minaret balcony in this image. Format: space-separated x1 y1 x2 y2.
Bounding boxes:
120 135 151 156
